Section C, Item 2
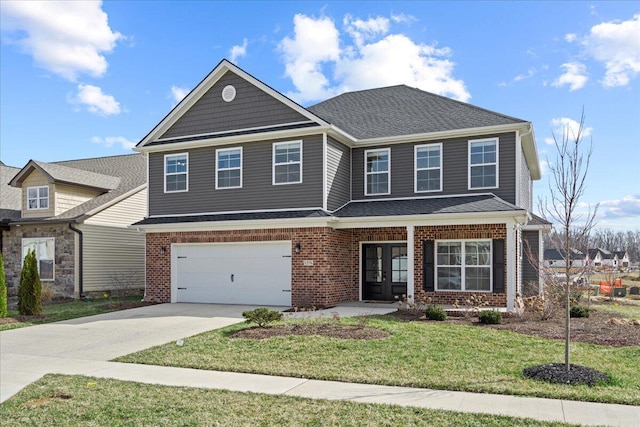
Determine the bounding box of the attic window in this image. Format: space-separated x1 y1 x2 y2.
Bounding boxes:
222 85 236 102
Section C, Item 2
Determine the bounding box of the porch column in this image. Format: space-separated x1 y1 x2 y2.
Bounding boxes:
506 220 516 311
406 225 415 304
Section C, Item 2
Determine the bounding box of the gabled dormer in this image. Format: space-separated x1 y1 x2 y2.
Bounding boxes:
9 160 120 219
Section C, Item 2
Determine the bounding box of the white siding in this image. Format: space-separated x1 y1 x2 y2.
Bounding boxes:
85 188 147 228
54 183 101 215
79 224 145 294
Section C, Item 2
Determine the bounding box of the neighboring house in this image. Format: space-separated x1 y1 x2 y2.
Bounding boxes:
543 248 585 268
134 60 548 310
586 248 614 268
1 154 147 299
0 161 22 249
613 251 630 268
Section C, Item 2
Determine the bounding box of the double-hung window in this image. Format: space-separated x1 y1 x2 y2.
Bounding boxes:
273 141 302 184
469 138 498 189
415 144 442 192
365 148 390 195
216 147 242 189
164 153 188 192
27 186 49 210
436 240 491 291
22 237 55 281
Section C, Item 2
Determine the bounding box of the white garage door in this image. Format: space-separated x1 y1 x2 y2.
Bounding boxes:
174 241 292 306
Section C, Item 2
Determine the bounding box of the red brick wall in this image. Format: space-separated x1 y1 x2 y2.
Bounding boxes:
414 224 507 306
145 227 355 308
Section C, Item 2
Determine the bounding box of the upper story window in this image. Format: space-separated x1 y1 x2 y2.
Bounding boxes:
469 138 498 189
216 147 242 189
365 148 390 195
165 153 188 193
273 141 302 185
415 144 442 193
27 186 49 210
436 240 491 291
22 237 55 281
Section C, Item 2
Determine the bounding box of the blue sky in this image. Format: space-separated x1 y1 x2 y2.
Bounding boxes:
1 1 638 230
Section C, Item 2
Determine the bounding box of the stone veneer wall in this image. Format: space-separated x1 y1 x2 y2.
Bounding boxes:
2 224 76 298
414 224 508 306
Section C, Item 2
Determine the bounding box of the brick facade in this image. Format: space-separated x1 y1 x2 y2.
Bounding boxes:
145 223 510 308
2 224 76 298
414 224 508 306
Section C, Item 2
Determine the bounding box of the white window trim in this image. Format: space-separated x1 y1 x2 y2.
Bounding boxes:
468 138 499 190
435 238 492 292
272 140 303 185
364 148 391 196
26 185 49 210
22 237 55 281
414 143 442 193
164 153 189 193
215 147 243 190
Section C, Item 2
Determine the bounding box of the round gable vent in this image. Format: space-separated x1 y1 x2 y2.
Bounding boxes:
222 85 236 102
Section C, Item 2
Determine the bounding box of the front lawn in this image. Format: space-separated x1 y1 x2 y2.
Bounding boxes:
0 296 150 331
117 316 640 405
0 374 580 427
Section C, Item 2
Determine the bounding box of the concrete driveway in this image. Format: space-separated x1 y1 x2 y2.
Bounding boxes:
0 303 273 402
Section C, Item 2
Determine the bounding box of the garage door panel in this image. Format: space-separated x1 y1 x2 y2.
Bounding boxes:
174 242 292 306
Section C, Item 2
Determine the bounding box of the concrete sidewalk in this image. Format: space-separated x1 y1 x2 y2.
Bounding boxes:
1 302 638 426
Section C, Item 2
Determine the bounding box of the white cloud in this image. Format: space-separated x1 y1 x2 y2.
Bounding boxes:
229 38 248 63
0 0 122 81
583 14 640 87
551 62 588 91
546 117 593 144
514 68 536 82
91 136 135 150
170 86 190 104
565 33 577 43
598 195 640 219
278 13 469 104
72 84 120 116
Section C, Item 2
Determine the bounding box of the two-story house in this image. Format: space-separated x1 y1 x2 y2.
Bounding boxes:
135 60 547 310
1 154 147 299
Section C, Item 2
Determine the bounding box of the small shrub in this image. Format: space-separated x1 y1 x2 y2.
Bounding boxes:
18 249 42 316
425 304 447 321
40 283 55 305
570 305 590 318
242 308 283 328
0 254 7 318
479 310 502 324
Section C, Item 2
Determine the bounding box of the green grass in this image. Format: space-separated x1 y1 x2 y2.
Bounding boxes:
117 316 640 405
0 374 581 427
591 301 640 318
0 296 145 331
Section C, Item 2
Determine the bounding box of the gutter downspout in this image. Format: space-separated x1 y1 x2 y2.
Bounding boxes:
68 223 84 299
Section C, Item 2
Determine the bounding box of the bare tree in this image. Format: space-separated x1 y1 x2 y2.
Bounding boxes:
539 110 598 373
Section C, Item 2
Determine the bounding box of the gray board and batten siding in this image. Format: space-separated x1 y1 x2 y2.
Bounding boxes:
326 137 352 211
351 132 517 204
160 71 312 141
148 135 324 216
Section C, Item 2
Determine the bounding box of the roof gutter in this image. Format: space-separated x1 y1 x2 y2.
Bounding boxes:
68 223 84 298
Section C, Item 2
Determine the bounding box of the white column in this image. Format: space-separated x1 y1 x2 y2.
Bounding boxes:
506 220 516 311
406 225 415 304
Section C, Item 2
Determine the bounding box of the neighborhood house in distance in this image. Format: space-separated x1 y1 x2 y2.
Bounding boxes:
0 155 147 299
133 59 548 310
544 248 631 269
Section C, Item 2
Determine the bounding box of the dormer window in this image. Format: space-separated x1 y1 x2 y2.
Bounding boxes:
27 186 49 210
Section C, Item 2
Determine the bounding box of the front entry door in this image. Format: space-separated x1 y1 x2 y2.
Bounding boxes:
362 243 408 301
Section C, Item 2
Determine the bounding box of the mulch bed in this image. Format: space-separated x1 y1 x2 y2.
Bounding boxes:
386 305 640 347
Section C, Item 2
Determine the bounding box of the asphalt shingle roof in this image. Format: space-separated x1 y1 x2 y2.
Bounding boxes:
135 209 331 226
307 85 527 140
10 154 145 223
1 163 22 222
32 160 121 190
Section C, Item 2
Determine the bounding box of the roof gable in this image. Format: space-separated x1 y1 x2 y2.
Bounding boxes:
137 60 328 147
